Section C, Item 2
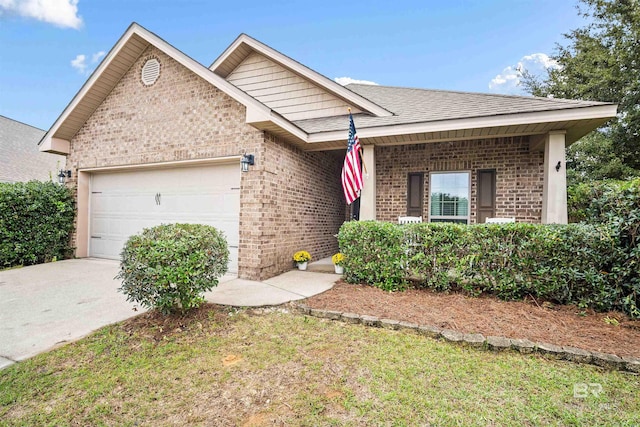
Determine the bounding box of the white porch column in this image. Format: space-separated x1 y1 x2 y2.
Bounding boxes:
542 130 568 224
359 145 377 220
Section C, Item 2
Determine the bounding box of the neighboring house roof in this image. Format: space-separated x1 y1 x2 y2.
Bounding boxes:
40 23 618 155
0 115 64 183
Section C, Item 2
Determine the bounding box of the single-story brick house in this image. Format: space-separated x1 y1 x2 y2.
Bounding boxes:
40 23 617 280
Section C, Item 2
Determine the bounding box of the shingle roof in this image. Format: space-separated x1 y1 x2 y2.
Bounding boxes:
293 84 613 134
0 116 65 183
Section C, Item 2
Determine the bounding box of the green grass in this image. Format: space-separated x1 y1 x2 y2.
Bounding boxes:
1 306 638 426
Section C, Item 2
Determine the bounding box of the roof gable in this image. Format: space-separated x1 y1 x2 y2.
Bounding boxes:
210 34 392 119
226 51 364 121
40 23 285 154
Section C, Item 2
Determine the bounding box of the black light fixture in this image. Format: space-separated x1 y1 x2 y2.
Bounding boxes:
555 161 562 172
58 169 71 184
240 154 255 172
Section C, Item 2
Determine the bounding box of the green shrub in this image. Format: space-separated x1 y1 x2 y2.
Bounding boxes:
338 221 637 317
338 221 407 291
0 181 75 267
568 178 640 316
116 223 229 315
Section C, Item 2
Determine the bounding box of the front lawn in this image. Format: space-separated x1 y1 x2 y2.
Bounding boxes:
1 306 638 426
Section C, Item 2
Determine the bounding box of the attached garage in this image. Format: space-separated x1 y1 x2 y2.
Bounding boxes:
87 162 240 273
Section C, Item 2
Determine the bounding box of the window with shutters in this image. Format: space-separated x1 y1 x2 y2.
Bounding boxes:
429 171 470 224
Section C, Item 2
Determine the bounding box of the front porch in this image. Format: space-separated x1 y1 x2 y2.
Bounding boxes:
357 132 569 225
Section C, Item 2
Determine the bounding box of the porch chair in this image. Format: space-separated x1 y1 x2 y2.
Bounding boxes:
485 217 516 224
398 216 423 224
398 216 422 273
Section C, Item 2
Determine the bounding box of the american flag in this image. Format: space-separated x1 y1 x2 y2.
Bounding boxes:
341 113 363 205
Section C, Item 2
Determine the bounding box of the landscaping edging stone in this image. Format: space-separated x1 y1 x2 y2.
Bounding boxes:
292 303 639 373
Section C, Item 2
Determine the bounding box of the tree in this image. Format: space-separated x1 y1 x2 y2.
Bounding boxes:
566 130 639 185
520 0 640 181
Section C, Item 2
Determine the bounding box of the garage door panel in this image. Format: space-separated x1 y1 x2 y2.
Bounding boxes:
89 164 240 273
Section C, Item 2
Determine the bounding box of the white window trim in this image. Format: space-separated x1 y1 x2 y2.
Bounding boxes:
428 170 471 224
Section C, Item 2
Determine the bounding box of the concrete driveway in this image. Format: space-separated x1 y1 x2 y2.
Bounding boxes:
0 258 336 370
0 258 141 369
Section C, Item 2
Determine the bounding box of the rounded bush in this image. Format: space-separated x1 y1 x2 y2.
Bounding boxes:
116 223 229 315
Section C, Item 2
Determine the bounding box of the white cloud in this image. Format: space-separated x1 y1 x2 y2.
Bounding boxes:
0 0 82 29
70 50 103 74
91 50 105 64
334 77 379 86
489 53 560 94
70 53 86 73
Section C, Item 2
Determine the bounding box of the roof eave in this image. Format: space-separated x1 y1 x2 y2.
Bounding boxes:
305 104 618 145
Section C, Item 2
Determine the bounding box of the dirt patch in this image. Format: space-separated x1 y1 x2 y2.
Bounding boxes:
241 412 269 427
222 354 243 366
304 281 640 358
121 303 233 342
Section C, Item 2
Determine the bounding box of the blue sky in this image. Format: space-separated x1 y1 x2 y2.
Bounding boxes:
0 0 588 131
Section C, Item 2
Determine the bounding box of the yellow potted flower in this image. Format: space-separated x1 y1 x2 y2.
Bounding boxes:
332 253 345 274
293 250 311 270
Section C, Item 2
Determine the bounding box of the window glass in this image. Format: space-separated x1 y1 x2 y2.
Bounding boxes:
429 172 470 223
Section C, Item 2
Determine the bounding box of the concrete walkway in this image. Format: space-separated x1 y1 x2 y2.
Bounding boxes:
206 270 337 306
0 258 338 370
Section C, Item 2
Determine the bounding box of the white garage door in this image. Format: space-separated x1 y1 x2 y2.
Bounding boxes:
89 163 240 273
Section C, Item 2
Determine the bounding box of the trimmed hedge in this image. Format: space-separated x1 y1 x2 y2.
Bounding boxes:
0 181 75 267
338 221 638 317
568 178 640 316
116 223 229 315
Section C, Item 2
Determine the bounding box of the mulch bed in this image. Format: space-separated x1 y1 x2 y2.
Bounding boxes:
304 281 640 358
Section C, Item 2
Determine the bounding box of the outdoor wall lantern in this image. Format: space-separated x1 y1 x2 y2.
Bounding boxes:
240 154 255 172
58 169 71 184
555 161 562 172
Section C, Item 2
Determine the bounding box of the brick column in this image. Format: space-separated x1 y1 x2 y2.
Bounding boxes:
542 130 568 224
360 145 377 220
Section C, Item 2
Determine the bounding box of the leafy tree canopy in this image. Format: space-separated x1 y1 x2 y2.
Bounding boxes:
521 0 640 181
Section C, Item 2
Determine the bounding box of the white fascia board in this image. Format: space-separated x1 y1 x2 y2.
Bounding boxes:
306 104 619 144
211 34 392 118
209 33 246 71
245 106 309 141
41 23 273 146
39 137 70 154
41 23 144 145
132 26 272 118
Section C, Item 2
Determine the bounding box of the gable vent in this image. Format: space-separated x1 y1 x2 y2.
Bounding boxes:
141 58 160 86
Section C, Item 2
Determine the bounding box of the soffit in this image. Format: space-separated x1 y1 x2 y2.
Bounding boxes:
54 33 150 141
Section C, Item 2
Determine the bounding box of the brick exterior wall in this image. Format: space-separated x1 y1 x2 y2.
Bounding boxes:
255 134 344 279
67 45 264 279
65 44 344 281
376 137 544 224
67 46 263 171
63 43 545 280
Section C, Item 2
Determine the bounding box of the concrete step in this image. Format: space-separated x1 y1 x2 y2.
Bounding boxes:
306 263 336 274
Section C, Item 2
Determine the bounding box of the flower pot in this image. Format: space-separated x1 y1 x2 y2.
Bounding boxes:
334 265 344 274
297 262 308 271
